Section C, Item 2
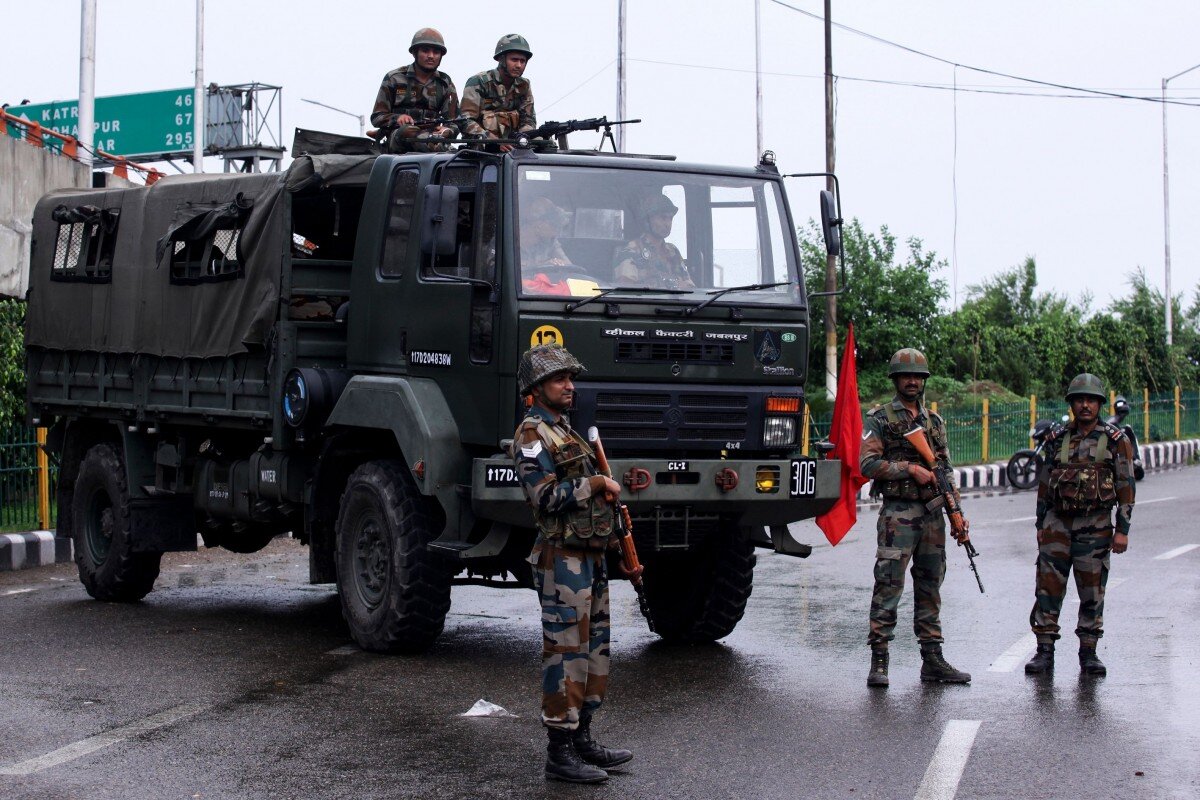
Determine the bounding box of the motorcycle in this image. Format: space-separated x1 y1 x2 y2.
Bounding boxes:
1007 396 1145 491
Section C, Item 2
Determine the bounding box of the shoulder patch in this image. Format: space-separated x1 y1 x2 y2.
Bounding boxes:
1102 421 1125 440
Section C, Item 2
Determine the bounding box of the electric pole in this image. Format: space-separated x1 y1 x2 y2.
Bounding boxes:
824 0 838 400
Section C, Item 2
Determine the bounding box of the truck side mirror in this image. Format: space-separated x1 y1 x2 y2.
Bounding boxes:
819 189 842 257
420 184 460 256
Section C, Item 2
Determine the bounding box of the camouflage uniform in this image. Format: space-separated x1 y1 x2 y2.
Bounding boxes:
860 396 955 646
369 64 461 147
612 234 693 289
512 404 617 731
460 68 537 139
1030 422 1136 645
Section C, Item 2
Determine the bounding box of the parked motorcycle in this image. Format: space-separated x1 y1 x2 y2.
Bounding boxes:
1007 397 1144 491
1006 417 1066 491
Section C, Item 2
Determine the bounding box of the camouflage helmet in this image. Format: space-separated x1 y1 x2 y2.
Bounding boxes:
410 27 447 55
641 193 678 219
494 33 532 61
518 344 584 395
1065 372 1106 402
887 348 931 378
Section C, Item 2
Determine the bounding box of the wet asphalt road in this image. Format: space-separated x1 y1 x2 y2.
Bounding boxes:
1 466 1197 800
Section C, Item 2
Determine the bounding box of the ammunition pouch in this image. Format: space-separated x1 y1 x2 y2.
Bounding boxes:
481 109 520 136
1048 462 1117 516
528 422 615 550
874 478 938 502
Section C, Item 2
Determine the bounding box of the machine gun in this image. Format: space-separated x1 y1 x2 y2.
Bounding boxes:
587 426 655 632
903 427 985 593
533 117 641 151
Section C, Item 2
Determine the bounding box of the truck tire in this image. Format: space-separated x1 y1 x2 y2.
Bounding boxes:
643 526 755 643
72 443 162 602
335 460 451 654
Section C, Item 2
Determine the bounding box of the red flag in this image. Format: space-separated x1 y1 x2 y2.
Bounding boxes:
816 324 867 546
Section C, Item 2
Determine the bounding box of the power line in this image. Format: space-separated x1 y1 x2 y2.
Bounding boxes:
767 0 1200 108
541 59 616 113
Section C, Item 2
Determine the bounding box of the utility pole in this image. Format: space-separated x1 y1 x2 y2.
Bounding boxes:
617 0 627 152
755 0 763 158
824 0 837 400
1161 61 1200 348
78 0 96 168
193 0 205 173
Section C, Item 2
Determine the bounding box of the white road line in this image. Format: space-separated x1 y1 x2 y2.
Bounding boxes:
988 637 1037 673
1154 543 1200 561
0 703 208 776
325 644 360 655
914 719 982 800
1007 496 1176 524
2 588 37 597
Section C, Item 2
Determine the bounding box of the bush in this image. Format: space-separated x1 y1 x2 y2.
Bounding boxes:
0 299 25 430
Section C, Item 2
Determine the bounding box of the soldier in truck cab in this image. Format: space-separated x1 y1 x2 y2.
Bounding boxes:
611 194 694 290
370 27 461 153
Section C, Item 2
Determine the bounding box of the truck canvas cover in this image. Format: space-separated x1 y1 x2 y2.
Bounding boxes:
25 154 374 359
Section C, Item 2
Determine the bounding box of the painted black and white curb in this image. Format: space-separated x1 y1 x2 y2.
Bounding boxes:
0 531 71 572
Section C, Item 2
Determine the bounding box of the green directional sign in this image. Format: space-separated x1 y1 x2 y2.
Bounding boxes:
5 87 201 159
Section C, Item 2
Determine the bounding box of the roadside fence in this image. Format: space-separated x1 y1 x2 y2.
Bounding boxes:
0 425 55 533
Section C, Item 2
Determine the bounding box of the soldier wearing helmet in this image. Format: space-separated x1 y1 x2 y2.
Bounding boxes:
1023 373 1135 677
510 345 632 783
370 27 461 153
859 348 972 688
611 194 695 289
460 34 538 151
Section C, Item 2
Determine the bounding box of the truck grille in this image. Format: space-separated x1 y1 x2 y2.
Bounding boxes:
592 390 750 446
616 340 734 364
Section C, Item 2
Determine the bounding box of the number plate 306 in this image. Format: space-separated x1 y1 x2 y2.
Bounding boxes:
789 459 817 497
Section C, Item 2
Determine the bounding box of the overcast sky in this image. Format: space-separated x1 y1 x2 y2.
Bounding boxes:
4 1 1200 313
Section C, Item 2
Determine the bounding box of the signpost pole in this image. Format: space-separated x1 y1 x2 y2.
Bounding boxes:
78 0 96 168
193 0 204 172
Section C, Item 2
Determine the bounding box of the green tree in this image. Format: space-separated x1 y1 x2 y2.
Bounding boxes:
0 299 26 430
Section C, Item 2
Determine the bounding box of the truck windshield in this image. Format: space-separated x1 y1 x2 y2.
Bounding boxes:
516 165 801 305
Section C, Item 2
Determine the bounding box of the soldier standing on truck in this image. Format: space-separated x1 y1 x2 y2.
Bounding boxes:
1023 373 1135 677
612 194 695 289
370 27 460 153
860 348 972 688
511 344 633 784
460 34 537 152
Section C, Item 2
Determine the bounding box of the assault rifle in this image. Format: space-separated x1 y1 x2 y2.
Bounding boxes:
587 426 655 631
903 427 985 593
534 117 641 151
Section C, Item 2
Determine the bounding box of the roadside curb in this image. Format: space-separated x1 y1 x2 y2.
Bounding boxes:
0 531 71 572
856 437 1200 505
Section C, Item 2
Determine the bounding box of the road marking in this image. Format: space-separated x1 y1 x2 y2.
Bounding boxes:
914 719 982 800
1007 496 1176 524
988 637 1037 673
2 588 37 597
1154 543 1200 561
325 644 360 655
0 703 208 776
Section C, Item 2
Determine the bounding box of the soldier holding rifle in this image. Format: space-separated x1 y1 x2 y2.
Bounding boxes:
369 28 461 153
511 344 634 784
860 348 973 688
460 34 538 152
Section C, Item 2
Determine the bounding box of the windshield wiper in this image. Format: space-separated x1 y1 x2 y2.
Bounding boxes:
682 282 792 316
564 285 690 313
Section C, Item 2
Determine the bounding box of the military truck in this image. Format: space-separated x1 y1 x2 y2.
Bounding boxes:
24 131 844 652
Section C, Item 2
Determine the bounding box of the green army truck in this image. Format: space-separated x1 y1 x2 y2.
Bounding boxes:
24 133 845 652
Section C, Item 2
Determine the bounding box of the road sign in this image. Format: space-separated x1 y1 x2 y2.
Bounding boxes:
4 87 214 159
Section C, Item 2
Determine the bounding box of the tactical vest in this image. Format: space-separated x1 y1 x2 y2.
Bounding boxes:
397 72 448 119
519 416 615 550
872 404 944 501
1047 428 1118 515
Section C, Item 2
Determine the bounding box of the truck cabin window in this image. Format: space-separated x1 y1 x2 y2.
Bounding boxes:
421 163 498 283
516 166 799 305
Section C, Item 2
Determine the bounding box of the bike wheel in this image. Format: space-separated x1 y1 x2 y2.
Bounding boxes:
1006 450 1040 491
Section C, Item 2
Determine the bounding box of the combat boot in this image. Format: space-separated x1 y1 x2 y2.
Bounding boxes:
920 643 972 684
1079 645 1107 676
545 728 608 784
1024 643 1054 674
867 646 889 687
573 714 633 769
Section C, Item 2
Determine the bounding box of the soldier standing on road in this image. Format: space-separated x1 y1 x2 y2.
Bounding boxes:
511 344 634 784
370 28 461 153
460 34 538 152
611 194 695 289
1024 373 1135 676
860 348 972 688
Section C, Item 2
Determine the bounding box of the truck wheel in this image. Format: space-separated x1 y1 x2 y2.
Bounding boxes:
72 443 161 602
643 527 755 643
335 460 451 654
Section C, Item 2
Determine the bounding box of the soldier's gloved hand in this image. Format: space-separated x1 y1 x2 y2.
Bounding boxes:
907 464 935 486
1112 532 1129 554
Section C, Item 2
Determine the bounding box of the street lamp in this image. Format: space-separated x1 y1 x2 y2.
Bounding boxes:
301 98 365 137
1161 61 1200 347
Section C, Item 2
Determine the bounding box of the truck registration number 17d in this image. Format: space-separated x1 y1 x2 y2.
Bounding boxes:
789 459 817 497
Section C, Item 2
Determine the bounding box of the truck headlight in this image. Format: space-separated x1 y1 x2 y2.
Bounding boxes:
282 370 310 427
763 416 796 447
